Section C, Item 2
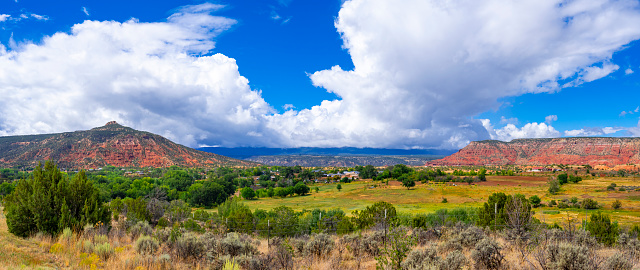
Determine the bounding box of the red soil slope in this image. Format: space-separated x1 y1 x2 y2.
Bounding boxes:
0 121 256 169
429 137 640 166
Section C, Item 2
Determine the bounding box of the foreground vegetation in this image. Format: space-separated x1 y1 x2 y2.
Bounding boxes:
3 162 640 269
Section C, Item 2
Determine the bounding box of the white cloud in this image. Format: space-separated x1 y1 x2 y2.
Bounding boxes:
483 120 560 142
282 104 295 110
545 115 558 124
270 11 281 20
268 0 640 148
500 116 518 125
626 68 634 75
82 7 90 16
28 13 48 21
2 1 640 149
0 4 277 148
0 14 10 22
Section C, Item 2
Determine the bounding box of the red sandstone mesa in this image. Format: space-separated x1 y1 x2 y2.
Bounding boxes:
428 137 640 167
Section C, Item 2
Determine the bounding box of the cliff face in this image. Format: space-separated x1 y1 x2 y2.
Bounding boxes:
0 122 256 169
429 137 640 166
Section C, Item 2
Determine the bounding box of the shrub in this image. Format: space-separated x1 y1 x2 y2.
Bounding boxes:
587 212 619 246
548 178 560 194
411 227 436 246
581 198 599 209
78 239 94 253
439 250 467 270
604 253 633 270
549 200 557 206
529 195 541 208
401 246 438 270
174 233 205 261
59 227 73 243
471 238 504 270
94 242 114 260
547 242 589 270
182 218 204 233
304 233 334 258
93 234 108 244
608 183 617 191
129 221 153 239
219 232 259 257
376 226 415 270
612 200 622 209
442 198 448 203
135 235 160 255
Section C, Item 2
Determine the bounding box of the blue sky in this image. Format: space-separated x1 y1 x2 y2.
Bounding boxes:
1 0 640 149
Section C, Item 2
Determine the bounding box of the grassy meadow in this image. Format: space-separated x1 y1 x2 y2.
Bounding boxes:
239 175 640 226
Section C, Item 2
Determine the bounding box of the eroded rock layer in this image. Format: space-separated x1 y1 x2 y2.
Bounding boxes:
0 122 256 169
429 137 640 166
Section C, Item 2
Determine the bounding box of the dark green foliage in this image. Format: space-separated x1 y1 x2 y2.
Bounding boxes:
529 195 541 208
548 178 560 194
164 170 194 191
581 198 599 209
293 182 310 196
587 212 618 246
228 206 254 234
240 187 256 200
612 199 622 210
0 181 14 196
557 173 568 184
356 165 378 179
352 201 397 230
337 184 342 191
401 176 415 190
477 192 509 230
4 161 111 237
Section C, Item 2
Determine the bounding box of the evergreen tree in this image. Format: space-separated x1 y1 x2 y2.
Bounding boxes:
4 161 111 237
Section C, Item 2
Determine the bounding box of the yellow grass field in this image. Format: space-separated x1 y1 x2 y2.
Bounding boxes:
240 175 640 226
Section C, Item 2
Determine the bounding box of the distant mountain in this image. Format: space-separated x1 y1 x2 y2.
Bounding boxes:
197 147 454 167
0 121 256 169
198 147 456 159
428 137 640 166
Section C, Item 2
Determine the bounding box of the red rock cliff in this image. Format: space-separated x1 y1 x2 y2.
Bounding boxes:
429 137 640 166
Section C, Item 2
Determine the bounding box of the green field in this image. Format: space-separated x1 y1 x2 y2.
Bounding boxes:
238 175 640 226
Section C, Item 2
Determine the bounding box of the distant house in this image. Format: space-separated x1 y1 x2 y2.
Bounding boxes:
343 171 360 179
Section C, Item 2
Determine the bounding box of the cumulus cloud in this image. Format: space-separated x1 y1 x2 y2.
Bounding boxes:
500 116 518 125
0 4 278 147
545 115 558 124
0 14 10 22
2 0 640 149
268 0 640 148
282 104 295 110
627 68 635 75
82 7 90 16
482 120 560 142
619 106 639 117
564 127 622 137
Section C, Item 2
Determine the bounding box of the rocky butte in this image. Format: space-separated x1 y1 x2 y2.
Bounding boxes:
428 137 640 167
0 121 256 169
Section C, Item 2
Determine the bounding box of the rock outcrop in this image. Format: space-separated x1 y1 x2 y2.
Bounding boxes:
0 122 256 169
428 137 640 166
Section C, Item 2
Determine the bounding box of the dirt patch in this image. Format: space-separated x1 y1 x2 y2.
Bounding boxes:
607 191 640 199
475 176 548 187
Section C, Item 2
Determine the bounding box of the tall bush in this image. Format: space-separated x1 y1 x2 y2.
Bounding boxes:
4 161 111 237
